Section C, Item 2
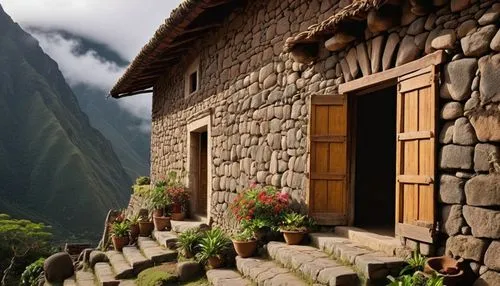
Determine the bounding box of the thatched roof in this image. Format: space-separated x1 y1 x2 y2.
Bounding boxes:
284 0 386 53
110 0 238 98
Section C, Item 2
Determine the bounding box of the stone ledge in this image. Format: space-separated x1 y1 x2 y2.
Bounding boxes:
137 237 177 264
152 230 179 249
105 251 134 280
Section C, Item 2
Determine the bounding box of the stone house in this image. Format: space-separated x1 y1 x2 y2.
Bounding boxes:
111 0 500 282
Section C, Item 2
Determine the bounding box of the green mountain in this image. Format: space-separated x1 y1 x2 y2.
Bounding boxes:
30 28 151 180
0 5 132 242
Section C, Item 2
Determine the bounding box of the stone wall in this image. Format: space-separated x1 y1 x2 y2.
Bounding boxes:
150 0 499 284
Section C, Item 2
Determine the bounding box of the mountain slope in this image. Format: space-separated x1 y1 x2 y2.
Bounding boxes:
30 28 151 180
0 5 131 241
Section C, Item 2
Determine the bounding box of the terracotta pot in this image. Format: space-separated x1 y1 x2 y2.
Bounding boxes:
171 212 185 221
232 240 258 258
207 256 223 269
112 235 129 251
281 230 306 245
130 224 140 239
424 256 464 286
139 221 154 237
153 216 171 231
172 203 182 213
152 208 163 217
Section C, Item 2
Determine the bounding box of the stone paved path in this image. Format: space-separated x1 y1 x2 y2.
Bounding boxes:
206 269 252 286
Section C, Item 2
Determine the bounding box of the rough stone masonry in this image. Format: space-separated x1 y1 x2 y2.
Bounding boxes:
126 0 500 284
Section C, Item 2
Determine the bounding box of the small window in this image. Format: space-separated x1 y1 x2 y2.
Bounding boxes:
189 70 198 94
185 57 200 97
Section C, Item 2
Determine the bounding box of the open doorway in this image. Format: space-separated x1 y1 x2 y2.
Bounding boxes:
189 129 208 218
353 86 396 236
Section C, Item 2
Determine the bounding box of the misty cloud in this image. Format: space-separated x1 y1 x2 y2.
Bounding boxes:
32 30 152 125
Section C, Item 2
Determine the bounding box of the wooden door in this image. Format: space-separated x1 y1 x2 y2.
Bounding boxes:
198 132 208 216
309 95 348 225
395 66 437 243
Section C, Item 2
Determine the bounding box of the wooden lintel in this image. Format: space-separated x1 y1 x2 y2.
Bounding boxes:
397 131 433 141
397 175 433 185
339 50 446 94
311 94 344 105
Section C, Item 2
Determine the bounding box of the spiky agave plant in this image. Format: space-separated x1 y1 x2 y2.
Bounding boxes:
195 228 231 263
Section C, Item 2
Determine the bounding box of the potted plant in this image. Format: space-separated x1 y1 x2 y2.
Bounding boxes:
111 221 130 251
128 214 140 241
164 171 190 220
138 216 154 237
196 228 231 269
177 228 203 258
230 185 290 241
279 212 313 245
231 229 257 258
150 185 172 231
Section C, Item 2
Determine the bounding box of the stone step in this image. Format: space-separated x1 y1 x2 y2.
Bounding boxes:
309 234 407 284
170 220 207 233
266 242 359 286
332 227 407 257
137 237 177 264
152 230 178 249
106 251 134 279
206 269 252 286
118 280 137 286
236 256 309 286
75 270 96 286
122 246 153 275
63 276 76 286
94 262 120 286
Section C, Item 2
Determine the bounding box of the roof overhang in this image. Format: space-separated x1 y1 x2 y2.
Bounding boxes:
110 0 239 98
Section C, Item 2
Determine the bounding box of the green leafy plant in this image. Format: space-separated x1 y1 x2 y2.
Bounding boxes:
135 176 151 186
280 212 314 232
149 185 171 212
400 250 427 275
127 214 140 225
20 258 45 286
177 228 204 258
232 228 255 242
111 221 130 238
386 272 443 286
196 228 231 263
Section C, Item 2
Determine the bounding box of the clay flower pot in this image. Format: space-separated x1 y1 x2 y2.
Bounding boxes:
153 216 171 231
207 256 223 269
232 240 258 258
130 224 140 240
139 221 154 237
112 236 129 251
152 209 163 217
281 230 306 245
424 256 464 286
171 212 185 221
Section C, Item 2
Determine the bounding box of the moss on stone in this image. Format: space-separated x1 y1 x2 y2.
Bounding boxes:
136 266 178 286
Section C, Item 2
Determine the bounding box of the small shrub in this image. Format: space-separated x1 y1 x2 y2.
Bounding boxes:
20 258 45 286
280 212 315 232
232 228 255 242
135 176 151 186
177 228 204 258
196 228 231 263
400 250 427 275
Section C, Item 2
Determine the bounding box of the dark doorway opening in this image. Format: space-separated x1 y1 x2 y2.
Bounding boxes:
354 86 396 236
197 132 208 216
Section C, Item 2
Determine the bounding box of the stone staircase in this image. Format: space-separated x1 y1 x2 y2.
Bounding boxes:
63 220 205 286
207 227 409 286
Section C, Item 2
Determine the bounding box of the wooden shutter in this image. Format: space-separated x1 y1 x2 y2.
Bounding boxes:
309 95 348 225
395 66 437 243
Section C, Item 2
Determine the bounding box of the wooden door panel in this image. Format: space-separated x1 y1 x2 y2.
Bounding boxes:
310 95 348 225
396 66 437 243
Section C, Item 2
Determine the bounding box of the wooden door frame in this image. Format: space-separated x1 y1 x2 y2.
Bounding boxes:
337 51 446 229
186 113 212 224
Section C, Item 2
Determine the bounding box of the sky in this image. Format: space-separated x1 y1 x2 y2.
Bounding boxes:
1 0 183 126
